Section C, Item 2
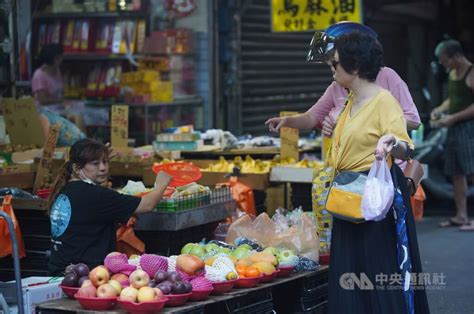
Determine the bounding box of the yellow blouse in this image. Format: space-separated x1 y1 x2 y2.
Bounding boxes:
329 90 414 172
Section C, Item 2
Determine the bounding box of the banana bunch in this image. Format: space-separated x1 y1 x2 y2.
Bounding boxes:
205 156 232 172
173 182 209 197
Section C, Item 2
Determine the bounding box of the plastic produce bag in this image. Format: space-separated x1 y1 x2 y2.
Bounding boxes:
0 195 26 258
361 159 394 221
116 216 145 257
226 212 319 261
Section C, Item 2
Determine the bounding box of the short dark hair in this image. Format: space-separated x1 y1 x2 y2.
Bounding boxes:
334 31 384 81
38 43 63 65
435 39 463 58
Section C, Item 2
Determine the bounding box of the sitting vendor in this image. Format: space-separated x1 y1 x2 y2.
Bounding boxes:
47 138 172 275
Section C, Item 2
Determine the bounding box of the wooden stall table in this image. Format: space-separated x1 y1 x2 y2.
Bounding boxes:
36 266 329 313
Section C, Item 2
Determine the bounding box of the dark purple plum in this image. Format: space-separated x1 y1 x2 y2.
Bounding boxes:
78 276 89 287
61 272 79 287
168 271 182 282
148 279 156 287
64 264 76 275
156 283 171 295
171 281 186 295
153 270 169 284
73 263 89 278
183 281 193 293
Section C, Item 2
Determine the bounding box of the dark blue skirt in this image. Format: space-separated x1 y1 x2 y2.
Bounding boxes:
328 164 430 314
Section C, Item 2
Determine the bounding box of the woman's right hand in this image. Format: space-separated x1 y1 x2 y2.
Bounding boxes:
265 116 287 133
321 115 336 137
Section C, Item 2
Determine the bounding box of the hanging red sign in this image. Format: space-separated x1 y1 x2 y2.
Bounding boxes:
166 0 197 18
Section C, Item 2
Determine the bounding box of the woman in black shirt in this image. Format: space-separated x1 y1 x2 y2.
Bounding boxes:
47 138 171 275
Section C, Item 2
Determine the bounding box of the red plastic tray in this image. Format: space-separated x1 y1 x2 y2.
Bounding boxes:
152 162 202 187
211 279 237 295
259 270 280 283
117 297 168 314
234 275 262 289
277 266 295 277
74 295 117 311
165 292 191 307
60 285 79 299
189 288 213 301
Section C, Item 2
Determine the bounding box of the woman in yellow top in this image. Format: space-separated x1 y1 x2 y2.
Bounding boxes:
327 32 429 313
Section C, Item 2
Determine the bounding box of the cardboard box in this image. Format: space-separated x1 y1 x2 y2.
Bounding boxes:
270 166 313 183
7 277 63 314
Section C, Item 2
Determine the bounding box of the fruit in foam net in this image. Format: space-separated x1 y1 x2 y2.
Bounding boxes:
111 273 129 286
89 266 110 287
77 284 97 298
97 283 118 298
129 269 150 289
137 286 156 302
108 279 122 294
120 286 138 302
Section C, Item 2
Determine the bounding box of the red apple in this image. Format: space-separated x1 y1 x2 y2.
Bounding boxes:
108 279 122 294
153 288 164 301
120 286 138 302
77 284 97 298
81 279 93 287
129 269 150 289
111 273 129 286
96 283 118 298
89 266 110 287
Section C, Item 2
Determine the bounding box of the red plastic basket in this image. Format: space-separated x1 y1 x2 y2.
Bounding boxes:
74 295 117 311
189 288 213 301
117 297 168 314
60 285 79 299
234 275 262 289
211 279 237 295
152 162 202 187
259 270 280 283
36 188 51 200
165 292 191 307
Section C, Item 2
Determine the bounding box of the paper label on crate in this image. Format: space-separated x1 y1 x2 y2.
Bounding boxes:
34 123 60 193
111 105 129 147
1 98 45 146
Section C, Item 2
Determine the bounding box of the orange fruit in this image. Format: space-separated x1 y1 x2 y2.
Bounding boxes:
244 266 261 278
236 265 247 274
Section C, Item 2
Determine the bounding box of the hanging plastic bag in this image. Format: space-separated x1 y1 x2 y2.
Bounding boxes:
361 159 394 221
116 216 145 257
0 195 26 258
217 177 256 216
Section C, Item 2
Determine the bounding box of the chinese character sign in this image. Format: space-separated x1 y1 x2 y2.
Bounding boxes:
111 105 129 148
271 0 362 32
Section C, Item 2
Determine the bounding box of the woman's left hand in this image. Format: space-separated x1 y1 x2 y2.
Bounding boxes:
374 134 396 160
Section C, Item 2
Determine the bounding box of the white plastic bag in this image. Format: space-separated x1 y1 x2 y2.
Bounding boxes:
361 159 394 221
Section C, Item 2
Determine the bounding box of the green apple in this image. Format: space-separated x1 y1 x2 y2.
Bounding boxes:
237 244 252 251
181 243 196 255
263 247 278 257
189 245 207 258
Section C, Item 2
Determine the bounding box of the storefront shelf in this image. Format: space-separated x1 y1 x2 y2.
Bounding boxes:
33 11 147 19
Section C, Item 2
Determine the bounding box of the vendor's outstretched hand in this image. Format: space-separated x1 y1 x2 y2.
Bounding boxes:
265 116 287 133
374 134 396 160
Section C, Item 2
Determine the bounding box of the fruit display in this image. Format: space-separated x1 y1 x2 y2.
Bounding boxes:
61 263 90 288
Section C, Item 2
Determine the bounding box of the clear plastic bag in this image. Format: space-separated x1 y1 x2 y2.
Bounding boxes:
361 159 394 221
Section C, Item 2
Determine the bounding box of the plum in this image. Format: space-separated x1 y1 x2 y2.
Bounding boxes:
61 272 79 287
153 270 169 284
183 281 193 293
64 264 76 275
168 271 182 282
156 283 171 295
73 263 89 278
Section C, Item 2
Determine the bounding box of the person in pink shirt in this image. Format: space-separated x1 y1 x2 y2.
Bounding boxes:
266 23 421 136
31 44 85 146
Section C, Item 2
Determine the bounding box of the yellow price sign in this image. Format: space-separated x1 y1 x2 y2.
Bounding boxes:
271 0 362 32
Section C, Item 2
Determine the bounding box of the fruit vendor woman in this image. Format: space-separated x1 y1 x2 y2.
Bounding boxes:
47 138 172 275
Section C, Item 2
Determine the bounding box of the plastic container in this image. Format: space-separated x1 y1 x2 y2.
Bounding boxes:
259 270 280 283
36 188 51 200
117 297 168 314
319 254 330 265
74 295 117 311
152 162 202 187
189 288 214 301
60 285 79 299
234 276 262 289
277 266 295 277
211 279 237 294
165 292 191 307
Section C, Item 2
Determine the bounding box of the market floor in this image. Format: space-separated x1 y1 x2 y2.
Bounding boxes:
416 216 474 314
